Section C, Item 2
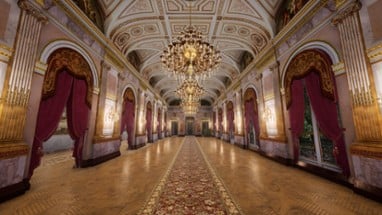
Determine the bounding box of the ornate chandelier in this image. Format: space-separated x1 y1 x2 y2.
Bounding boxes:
160 5 221 81
176 78 204 102
176 78 204 115
181 100 200 115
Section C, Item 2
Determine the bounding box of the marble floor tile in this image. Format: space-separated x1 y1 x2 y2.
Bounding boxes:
0 137 381 215
197 137 382 215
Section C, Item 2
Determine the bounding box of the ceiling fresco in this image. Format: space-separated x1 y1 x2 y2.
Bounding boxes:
97 0 283 104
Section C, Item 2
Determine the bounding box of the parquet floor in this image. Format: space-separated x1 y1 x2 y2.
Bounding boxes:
0 137 381 215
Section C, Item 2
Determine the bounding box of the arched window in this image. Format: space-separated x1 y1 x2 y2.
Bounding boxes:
285 49 350 176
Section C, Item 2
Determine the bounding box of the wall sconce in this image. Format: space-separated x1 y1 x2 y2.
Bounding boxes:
263 100 277 136
103 100 117 136
237 117 242 134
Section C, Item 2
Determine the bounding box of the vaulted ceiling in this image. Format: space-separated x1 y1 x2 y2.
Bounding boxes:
98 0 283 104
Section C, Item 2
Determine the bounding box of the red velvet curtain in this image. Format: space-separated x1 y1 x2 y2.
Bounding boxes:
244 99 260 140
164 112 167 136
66 78 90 167
288 78 305 162
213 112 216 133
158 111 162 138
218 112 222 135
227 108 234 135
146 108 152 141
305 71 350 176
288 71 349 176
29 71 73 178
121 100 135 146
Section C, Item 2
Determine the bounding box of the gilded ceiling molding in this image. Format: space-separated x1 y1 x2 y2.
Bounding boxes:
54 0 165 105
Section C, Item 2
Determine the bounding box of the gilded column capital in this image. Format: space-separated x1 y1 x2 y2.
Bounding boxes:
331 1 361 26
18 0 48 23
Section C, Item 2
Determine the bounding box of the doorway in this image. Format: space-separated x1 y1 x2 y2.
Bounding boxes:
171 121 178 136
186 117 194 135
202 121 209 136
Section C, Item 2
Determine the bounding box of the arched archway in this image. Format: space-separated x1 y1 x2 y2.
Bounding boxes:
226 101 235 143
121 88 136 149
146 101 153 143
244 88 260 149
284 49 350 176
29 48 93 178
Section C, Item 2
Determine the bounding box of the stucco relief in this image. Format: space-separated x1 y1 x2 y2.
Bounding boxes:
119 0 154 18
227 0 262 19
46 4 102 56
277 4 333 58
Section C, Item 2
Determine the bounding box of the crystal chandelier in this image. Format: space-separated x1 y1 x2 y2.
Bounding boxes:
160 4 221 81
177 78 204 115
176 78 204 102
181 100 200 115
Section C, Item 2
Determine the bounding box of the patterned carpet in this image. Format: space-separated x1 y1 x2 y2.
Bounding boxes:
139 137 242 215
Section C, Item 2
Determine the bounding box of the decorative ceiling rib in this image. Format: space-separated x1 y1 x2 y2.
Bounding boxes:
99 0 282 104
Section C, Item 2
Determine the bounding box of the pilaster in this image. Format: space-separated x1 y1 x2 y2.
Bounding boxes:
270 62 287 142
0 0 47 143
332 1 382 142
